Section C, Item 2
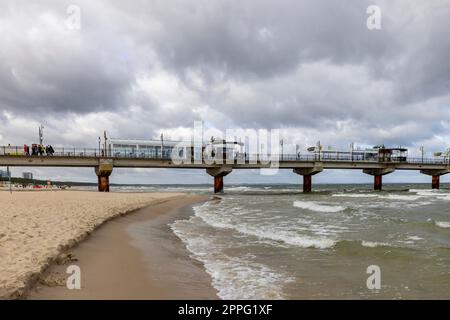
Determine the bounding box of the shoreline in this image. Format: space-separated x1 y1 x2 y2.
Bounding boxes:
27 194 218 299
0 191 186 299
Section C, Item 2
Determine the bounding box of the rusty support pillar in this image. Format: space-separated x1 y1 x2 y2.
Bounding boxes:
420 169 449 190
207 166 232 194
432 175 440 189
363 168 394 191
293 166 323 193
214 176 224 194
303 174 312 193
98 175 110 192
374 175 382 191
95 160 113 193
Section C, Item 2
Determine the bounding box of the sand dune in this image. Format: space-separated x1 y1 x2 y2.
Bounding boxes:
0 190 184 299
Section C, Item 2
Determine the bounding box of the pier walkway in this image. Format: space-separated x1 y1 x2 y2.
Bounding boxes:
1 146 449 193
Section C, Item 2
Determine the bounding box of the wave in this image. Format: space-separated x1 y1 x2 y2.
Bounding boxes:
226 186 252 192
435 221 450 229
332 193 378 198
409 188 439 194
293 201 346 213
170 218 294 299
406 235 424 241
409 189 450 198
194 203 336 249
203 257 293 300
333 193 424 201
361 241 391 248
382 194 423 201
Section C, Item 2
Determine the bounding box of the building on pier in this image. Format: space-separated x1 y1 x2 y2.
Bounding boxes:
108 138 244 161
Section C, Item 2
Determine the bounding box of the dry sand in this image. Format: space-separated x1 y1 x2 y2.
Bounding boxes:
0 190 184 299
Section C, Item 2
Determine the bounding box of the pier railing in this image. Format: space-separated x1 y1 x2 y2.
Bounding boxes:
1 145 449 165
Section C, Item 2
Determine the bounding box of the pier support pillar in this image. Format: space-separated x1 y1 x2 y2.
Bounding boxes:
95 159 113 192
98 175 110 192
207 166 232 194
303 175 312 193
214 176 224 194
432 175 440 189
420 169 450 189
374 175 382 191
293 165 323 193
363 168 395 191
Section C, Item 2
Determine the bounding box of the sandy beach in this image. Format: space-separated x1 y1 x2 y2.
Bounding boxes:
0 190 196 299
27 194 217 299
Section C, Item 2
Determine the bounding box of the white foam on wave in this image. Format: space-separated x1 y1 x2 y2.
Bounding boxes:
406 235 423 241
383 194 423 201
435 221 450 228
202 256 293 300
333 193 423 201
361 241 391 248
170 217 293 299
409 189 450 197
409 188 438 193
293 201 346 213
227 186 251 192
195 202 336 249
332 193 378 198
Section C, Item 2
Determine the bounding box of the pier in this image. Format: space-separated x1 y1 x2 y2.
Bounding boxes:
1 145 449 193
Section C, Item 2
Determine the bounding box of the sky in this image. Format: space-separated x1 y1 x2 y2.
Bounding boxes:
1 0 450 184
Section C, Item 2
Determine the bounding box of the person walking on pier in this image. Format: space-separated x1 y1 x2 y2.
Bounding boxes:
31 144 37 156
45 145 55 156
38 144 45 156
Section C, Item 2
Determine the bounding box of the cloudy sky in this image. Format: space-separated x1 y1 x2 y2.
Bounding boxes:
1 0 450 184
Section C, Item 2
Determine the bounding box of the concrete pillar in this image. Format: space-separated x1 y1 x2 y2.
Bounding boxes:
214 176 224 194
432 175 440 189
95 160 113 193
303 174 312 193
374 175 382 191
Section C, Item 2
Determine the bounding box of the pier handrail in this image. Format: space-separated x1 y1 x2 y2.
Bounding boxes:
1 145 449 165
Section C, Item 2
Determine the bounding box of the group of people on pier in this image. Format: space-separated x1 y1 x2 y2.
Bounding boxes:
23 144 55 156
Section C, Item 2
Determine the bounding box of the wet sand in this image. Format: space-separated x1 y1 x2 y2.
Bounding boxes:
28 195 218 299
0 190 185 298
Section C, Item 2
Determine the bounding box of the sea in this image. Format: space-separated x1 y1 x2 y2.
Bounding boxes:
112 183 450 299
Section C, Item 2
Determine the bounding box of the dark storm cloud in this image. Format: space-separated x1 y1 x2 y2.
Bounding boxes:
146 0 400 79
1 0 450 152
131 0 450 142
390 6 450 105
0 0 139 114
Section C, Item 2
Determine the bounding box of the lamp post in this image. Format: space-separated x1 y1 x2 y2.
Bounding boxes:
280 139 284 161
420 146 424 164
103 131 108 157
161 133 164 159
350 142 354 161
7 166 11 194
38 125 44 146
317 140 321 161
